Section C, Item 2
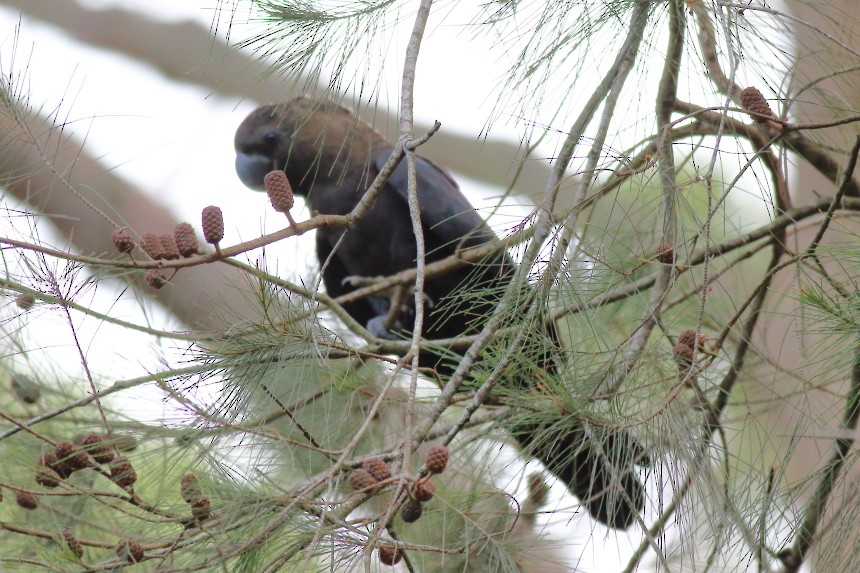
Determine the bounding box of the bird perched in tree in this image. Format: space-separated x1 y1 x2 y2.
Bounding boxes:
234 97 646 529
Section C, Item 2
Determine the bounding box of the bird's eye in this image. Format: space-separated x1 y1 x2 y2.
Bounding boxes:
262 130 280 146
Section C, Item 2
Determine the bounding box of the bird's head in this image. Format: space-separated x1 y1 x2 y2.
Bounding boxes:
234 97 384 196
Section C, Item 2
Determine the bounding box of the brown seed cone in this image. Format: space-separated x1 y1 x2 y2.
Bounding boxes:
190 497 211 522
424 445 449 475
109 455 137 488
140 232 166 260
37 452 58 467
36 454 62 488
378 544 402 566
361 457 392 482
264 170 295 214
111 228 135 254
116 539 144 563
16 490 38 510
55 441 91 473
655 243 674 264
145 269 168 290
174 222 199 257
112 433 138 452
44 451 71 479
180 473 202 503
11 374 41 404
15 293 36 310
80 433 115 464
526 472 550 508
159 234 181 260
740 86 774 123
347 468 379 492
400 498 423 523
413 479 436 502
201 206 224 245
672 342 695 370
677 329 708 350
60 528 84 558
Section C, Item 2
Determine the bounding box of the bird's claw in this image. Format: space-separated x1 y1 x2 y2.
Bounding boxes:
367 316 402 340
342 275 385 288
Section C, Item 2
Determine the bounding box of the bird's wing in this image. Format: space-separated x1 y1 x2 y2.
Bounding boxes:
315 233 382 326
374 149 498 251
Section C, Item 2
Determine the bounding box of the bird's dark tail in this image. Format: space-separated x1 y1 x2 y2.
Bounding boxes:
510 416 646 529
428 274 646 528
506 322 647 529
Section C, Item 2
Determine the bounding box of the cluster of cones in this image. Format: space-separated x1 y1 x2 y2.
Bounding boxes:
109 169 296 291
347 444 450 567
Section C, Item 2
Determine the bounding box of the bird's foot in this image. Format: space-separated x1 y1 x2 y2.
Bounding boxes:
367 316 403 340
342 275 386 288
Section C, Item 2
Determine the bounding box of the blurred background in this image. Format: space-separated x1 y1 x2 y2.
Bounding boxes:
2 1 860 571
